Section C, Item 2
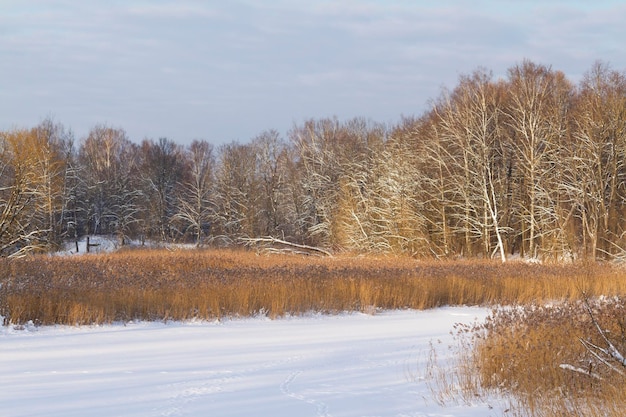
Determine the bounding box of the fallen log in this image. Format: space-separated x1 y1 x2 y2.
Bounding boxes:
240 236 333 257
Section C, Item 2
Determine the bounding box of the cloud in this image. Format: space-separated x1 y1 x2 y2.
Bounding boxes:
124 3 223 19
2 0 626 144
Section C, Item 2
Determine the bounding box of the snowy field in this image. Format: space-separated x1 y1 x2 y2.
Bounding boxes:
0 307 507 417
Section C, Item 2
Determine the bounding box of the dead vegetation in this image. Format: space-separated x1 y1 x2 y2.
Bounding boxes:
1 248 625 327
3 249 626 414
438 294 626 417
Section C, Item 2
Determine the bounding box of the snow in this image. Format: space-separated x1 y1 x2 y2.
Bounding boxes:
0 307 506 417
57 235 121 255
56 236 200 256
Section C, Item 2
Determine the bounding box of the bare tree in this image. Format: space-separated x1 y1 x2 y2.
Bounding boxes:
414 115 458 257
568 62 626 259
0 129 59 256
330 120 433 255
173 140 216 245
79 125 142 244
362 133 431 255
288 117 385 249
278 144 310 244
212 141 260 241
289 118 343 247
32 118 75 248
504 60 572 259
432 70 509 262
251 130 288 237
139 137 186 242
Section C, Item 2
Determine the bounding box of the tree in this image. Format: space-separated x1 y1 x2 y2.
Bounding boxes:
32 118 75 248
78 125 142 243
568 62 626 259
288 117 380 248
289 118 343 247
0 130 37 256
346 131 430 255
415 114 457 257
330 120 405 253
173 140 216 245
212 141 260 241
432 69 509 262
504 60 573 259
139 137 186 241
251 130 289 238
0 128 62 256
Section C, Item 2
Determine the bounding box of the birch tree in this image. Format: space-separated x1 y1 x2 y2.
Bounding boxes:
0 130 41 256
289 118 343 247
505 60 572 259
139 137 186 241
32 119 76 248
212 142 260 241
79 125 142 243
0 128 64 256
252 130 289 237
371 122 432 255
174 140 216 245
569 62 626 259
432 70 509 261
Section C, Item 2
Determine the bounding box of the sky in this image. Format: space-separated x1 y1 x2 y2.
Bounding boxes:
1 1 626 146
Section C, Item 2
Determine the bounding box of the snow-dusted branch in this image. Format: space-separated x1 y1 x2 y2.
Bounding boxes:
240 236 332 257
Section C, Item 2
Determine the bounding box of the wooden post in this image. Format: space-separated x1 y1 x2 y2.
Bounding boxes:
86 236 101 253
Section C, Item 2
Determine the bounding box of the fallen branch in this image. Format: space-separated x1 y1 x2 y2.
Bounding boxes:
582 297 626 370
559 363 602 380
580 338 626 376
240 236 333 257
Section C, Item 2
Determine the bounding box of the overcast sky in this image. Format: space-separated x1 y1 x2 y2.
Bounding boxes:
2 1 626 146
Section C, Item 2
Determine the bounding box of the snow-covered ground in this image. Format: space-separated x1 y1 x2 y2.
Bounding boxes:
57 235 149 255
0 307 507 417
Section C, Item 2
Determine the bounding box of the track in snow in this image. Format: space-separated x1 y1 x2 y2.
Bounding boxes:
0 307 503 417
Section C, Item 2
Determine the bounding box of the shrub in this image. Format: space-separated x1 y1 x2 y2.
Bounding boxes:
462 297 626 416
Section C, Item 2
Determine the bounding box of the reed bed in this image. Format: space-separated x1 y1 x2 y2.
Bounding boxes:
1 249 625 326
452 297 626 417
4 249 626 415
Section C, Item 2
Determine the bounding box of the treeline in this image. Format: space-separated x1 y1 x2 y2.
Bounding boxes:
2 60 626 261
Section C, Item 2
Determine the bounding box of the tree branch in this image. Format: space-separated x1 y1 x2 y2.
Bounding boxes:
240 236 332 257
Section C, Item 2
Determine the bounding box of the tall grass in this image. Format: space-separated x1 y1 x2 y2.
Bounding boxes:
446 296 626 417
1 249 626 326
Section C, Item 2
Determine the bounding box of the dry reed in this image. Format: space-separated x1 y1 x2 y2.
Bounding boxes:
451 295 626 417
4 249 626 414
1 249 625 326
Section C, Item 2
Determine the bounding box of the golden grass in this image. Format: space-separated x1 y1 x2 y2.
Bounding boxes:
4 249 626 414
1 248 625 326
450 296 626 417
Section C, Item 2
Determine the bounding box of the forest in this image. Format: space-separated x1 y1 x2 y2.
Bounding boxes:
2 59 626 261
